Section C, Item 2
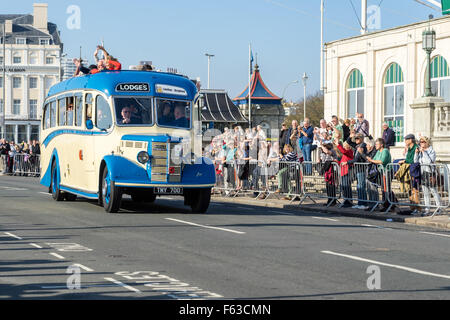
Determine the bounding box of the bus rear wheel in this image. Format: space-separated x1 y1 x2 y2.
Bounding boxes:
101 166 122 213
187 188 211 213
51 161 64 201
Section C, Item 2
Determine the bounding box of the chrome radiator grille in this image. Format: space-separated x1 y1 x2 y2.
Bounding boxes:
150 141 182 183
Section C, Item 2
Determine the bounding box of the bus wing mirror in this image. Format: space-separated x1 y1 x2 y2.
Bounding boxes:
86 119 94 130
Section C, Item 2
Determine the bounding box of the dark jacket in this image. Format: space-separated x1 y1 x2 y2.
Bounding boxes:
382 127 396 148
346 137 367 164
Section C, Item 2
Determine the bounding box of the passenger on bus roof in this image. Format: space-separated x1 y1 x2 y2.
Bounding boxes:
97 45 121 70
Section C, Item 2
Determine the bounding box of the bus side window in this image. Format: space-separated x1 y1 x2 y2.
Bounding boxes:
50 101 56 128
74 94 83 126
95 95 113 131
58 97 66 126
66 97 74 126
43 103 50 129
85 93 93 123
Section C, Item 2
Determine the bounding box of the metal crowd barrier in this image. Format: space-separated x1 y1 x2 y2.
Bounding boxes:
211 158 450 216
338 162 385 212
12 154 41 177
299 161 341 206
0 154 6 173
386 163 449 216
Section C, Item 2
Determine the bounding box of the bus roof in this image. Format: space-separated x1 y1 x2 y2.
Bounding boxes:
47 70 198 100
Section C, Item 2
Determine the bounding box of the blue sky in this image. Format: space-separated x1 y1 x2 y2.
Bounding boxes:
5 0 443 101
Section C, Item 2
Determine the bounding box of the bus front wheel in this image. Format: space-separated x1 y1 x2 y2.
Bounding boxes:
188 188 211 213
101 166 122 213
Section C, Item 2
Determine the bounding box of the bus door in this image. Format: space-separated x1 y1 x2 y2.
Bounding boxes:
75 93 97 193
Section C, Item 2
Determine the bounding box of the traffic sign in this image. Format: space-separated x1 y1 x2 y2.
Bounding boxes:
443 0 450 15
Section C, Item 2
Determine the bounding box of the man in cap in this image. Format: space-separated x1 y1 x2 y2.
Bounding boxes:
399 134 417 164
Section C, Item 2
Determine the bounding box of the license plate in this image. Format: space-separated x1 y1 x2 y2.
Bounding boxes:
155 187 183 195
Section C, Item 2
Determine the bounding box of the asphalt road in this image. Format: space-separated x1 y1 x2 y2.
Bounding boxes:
1 175 450 300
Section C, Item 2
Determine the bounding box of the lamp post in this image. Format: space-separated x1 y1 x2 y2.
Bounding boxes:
302 72 308 120
282 80 299 99
422 17 436 97
205 53 214 89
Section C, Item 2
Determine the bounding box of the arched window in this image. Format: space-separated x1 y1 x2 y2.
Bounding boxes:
346 69 364 118
384 63 404 143
430 55 450 101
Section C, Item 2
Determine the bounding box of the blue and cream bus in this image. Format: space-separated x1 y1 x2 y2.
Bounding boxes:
40 70 215 213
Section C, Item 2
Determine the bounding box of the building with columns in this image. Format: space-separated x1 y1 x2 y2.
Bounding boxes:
324 14 450 161
1 3 62 143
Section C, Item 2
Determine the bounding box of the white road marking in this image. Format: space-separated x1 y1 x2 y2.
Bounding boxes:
49 252 65 260
312 216 339 222
104 277 141 293
29 243 42 249
361 224 391 230
39 192 51 196
46 242 93 252
165 218 246 234
4 232 22 240
72 263 94 272
0 186 27 191
321 250 450 280
420 231 450 238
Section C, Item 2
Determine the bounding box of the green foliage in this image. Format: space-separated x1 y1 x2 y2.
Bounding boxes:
283 91 324 127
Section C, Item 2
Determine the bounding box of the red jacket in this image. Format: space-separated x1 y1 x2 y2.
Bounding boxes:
337 143 354 176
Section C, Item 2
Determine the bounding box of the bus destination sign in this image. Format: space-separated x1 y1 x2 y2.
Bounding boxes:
115 83 150 92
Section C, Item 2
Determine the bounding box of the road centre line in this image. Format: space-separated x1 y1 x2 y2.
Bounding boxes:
165 218 246 235
4 232 23 240
104 277 141 293
321 250 450 280
49 252 65 260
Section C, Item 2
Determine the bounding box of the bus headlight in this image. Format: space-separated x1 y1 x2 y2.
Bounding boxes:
137 151 150 164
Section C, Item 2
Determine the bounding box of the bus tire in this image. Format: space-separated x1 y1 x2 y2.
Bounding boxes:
189 188 211 213
51 160 64 201
101 166 122 213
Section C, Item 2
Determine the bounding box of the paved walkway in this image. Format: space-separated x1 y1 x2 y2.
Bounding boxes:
212 193 450 230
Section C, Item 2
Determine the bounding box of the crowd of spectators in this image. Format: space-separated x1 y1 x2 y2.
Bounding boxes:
204 112 441 215
0 139 40 174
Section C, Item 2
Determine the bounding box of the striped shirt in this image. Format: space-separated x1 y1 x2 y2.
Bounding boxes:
282 151 298 162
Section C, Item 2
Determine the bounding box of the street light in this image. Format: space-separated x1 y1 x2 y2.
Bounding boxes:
281 80 299 99
302 72 308 120
422 15 436 97
205 53 214 89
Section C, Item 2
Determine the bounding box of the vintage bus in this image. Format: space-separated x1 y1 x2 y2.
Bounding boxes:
39 70 215 213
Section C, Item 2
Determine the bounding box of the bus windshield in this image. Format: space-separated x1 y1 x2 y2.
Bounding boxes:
114 97 153 125
156 99 191 129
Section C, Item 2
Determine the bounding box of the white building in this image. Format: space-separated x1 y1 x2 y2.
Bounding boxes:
325 15 450 161
61 57 77 81
0 3 62 143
